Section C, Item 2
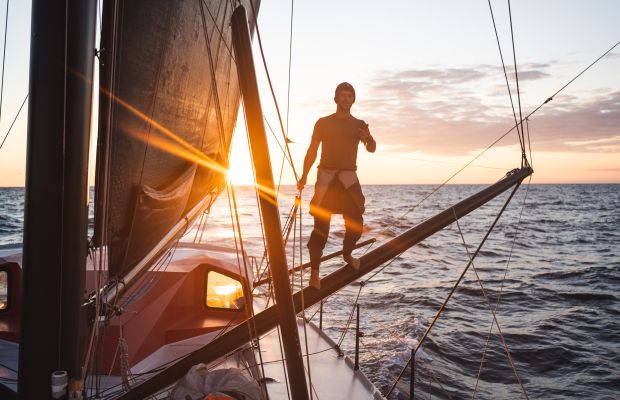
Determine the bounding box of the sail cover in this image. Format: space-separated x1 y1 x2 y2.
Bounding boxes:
95 0 260 278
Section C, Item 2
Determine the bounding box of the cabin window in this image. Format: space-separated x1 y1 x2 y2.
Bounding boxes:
0 271 7 311
205 271 244 310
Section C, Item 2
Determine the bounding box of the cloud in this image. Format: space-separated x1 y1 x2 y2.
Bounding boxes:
355 65 620 155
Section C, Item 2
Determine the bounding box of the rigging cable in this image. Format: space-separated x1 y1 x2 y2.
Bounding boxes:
0 92 27 150
237 80 292 399
453 212 529 399
507 0 528 167
386 180 523 397
276 0 296 192
486 0 524 162
226 183 270 394
285 0 294 136
295 194 318 400
200 0 299 185
248 0 300 182
198 0 228 155
525 117 533 168
472 175 532 398
0 0 8 130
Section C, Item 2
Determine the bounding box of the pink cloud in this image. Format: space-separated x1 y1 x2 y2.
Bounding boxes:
355 65 619 155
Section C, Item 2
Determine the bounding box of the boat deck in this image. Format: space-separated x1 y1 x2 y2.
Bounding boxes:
260 318 384 400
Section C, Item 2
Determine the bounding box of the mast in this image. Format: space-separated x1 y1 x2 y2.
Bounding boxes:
231 6 310 398
19 0 96 398
93 0 118 247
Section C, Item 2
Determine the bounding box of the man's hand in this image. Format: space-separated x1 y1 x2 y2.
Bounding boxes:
358 123 372 144
297 175 307 191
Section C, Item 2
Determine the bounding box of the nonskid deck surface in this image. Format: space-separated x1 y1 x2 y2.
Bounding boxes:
259 318 384 400
0 339 17 392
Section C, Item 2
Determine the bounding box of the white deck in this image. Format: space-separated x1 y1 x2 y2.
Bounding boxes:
259 318 384 400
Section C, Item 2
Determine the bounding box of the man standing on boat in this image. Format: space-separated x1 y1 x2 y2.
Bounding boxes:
297 82 376 289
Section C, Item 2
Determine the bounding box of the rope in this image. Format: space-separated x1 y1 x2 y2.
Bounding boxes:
453 212 529 399
386 180 522 397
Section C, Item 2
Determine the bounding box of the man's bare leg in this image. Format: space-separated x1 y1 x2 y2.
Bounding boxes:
307 215 330 289
343 212 363 270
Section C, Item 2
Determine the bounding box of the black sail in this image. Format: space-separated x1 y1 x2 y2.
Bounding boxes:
95 0 259 278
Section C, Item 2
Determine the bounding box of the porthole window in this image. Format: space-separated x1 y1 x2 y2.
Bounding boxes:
205 271 244 310
0 271 8 311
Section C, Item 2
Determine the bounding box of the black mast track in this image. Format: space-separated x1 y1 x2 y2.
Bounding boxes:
118 166 532 399
93 0 118 247
19 0 96 398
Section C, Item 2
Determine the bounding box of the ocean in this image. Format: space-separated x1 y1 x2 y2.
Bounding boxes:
1 184 619 399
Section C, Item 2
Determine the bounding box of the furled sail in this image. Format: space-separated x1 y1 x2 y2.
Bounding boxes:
94 0 260 279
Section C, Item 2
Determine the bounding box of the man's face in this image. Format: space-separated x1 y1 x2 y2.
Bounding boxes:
335 90 355 110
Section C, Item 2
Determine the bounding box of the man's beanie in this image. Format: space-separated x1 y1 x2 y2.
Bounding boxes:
334 82 355 101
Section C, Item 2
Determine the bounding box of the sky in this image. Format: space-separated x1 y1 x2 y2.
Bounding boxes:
0 0 619 186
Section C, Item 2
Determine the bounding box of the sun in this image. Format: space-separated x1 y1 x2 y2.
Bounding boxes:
227 129 256 185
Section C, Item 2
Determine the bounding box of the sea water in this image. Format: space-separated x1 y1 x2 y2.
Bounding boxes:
1 184 618 399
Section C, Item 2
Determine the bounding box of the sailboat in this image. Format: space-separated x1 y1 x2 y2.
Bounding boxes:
0 0 537 399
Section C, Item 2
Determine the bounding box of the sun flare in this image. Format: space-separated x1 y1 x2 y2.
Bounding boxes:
227 129 256 185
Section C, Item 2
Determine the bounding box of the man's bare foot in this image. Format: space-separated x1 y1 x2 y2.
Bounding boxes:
309 269 321 289
343 254 360 270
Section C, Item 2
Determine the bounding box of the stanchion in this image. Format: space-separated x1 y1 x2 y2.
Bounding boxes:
354 304 360 371
410 348 415 399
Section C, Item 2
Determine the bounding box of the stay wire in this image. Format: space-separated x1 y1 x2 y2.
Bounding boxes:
200 0 296 179
0 0 9 129
528 40 620 121
226 183 270 393
0 92 27 150
472 175 532 399
295 197 317 400
453 211 529 399
386 180 522 397
525 117 533 168
507 0 528 167
336 285 364 350
248 0 299 181
198 0 228 155
285 0 294 137
486 0 523 157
